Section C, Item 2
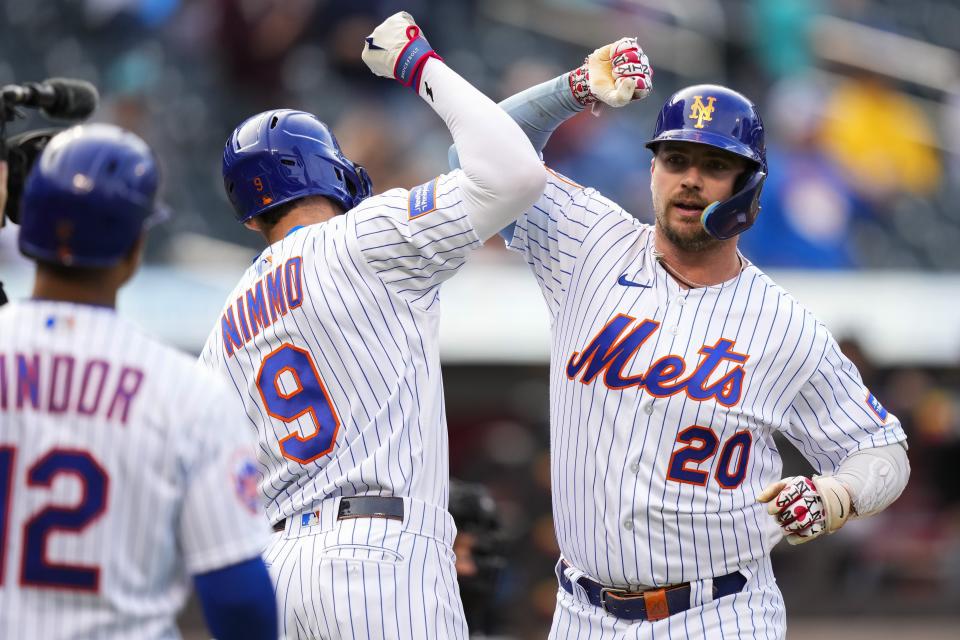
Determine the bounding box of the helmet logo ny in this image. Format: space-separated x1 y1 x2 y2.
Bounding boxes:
688 96 716 129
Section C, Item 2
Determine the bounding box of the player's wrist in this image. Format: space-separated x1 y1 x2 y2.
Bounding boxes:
567 60 598 107
810 475 854 530
361 12 443 93
393 28 442 91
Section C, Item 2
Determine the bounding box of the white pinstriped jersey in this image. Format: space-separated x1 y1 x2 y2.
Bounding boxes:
199 171 481 525
0 300 269 639
510 169 907 588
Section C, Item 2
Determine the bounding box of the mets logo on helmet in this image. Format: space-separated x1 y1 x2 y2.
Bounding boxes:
689 96 716 129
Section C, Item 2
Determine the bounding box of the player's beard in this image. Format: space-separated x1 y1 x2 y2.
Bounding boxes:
653 192 720 253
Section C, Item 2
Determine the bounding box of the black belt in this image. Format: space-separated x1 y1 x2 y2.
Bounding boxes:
273 496 404 532
556 560 746 621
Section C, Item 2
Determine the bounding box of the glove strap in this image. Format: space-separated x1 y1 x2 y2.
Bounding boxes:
568 60 597 106
394 30 442 91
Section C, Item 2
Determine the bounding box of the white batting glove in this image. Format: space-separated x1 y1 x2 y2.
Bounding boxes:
568 37 653 109
757 475 852 545
361 11 441 91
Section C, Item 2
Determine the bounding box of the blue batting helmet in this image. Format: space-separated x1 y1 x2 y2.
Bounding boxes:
222 109 372 222
18 124 167 267
646 84 766 240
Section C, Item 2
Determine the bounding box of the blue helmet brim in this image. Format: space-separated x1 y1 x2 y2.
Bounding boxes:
645 129 765 168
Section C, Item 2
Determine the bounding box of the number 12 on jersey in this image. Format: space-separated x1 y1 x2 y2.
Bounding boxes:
256 343 341 464
0 447 108 592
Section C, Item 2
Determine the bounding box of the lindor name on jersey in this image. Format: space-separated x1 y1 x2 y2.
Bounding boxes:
0 353 143 424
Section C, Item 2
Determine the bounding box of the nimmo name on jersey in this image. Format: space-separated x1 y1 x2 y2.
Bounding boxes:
221 256 305 358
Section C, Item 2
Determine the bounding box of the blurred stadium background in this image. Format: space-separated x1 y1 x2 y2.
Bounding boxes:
2 0 959 638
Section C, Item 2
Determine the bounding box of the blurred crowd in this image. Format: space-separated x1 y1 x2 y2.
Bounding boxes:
2 0 960 269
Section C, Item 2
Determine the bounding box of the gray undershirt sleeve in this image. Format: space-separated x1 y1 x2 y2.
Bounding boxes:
833 442 910 517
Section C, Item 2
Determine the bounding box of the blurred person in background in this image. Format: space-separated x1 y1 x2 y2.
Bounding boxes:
214 0 319 109
449 479 509 639
738 76 867 268
945 86 960 182
747 0 821 82
819 71 941 201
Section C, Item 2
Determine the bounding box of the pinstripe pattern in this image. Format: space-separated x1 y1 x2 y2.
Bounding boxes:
510 171 907 637
265 497 464 640
199 172 476 639
0 300 269 639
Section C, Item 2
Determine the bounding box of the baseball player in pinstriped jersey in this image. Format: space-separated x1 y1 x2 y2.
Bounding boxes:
454 39 911 638
197 12 545 640
0 125 276 639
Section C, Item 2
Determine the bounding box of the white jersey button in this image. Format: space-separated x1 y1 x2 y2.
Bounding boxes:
623 519 634 530
644 404 654 415
629 462 640 473
676 296 687 306
670 326 679 336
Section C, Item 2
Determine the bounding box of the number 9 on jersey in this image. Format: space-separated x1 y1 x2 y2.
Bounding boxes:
256 343 341 464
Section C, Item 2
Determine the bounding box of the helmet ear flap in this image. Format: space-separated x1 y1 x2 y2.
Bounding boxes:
351 164 373 203
700 170 766 240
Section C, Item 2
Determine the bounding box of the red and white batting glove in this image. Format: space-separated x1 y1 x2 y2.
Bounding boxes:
568 37 653 109
361 11 441 92
757 475 853 545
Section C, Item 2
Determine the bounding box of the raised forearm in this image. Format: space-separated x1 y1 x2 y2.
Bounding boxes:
498 74 584 154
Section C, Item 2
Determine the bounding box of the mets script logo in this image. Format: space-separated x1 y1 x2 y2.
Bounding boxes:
689 96 717 129
566 314 749 406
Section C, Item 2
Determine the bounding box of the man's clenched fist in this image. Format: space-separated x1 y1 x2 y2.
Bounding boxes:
757 475 852 545
569 37 653 108
361 11 441 91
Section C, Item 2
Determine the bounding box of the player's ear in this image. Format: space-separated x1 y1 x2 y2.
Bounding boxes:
650 157 655 174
